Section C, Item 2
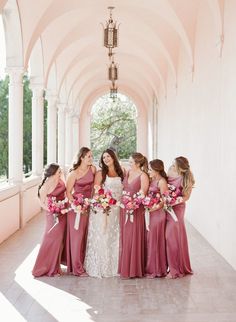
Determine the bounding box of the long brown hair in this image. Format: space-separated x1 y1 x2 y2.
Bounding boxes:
131 152 149 174
38 163 60 197
99 149 124 184
175 156 195 194
70 147 91 172
149 159 167 181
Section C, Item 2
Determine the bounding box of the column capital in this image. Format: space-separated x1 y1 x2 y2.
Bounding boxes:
46 92 58 112
5 67 25 83
45 89 58 102
72 115 79 123
64 107 73 116
58 102 67 113
30 84 45 98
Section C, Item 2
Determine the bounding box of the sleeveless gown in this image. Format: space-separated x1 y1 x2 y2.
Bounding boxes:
145 179 167 277
84 176 123 278
165 176 193 278
66 167 94 275
118 173 145 278
32 180 67 277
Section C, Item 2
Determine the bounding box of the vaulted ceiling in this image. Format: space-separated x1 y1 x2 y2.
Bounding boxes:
1 0 224 112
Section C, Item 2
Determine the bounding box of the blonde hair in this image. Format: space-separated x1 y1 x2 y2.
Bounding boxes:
175 156 195 195
131 152 148 174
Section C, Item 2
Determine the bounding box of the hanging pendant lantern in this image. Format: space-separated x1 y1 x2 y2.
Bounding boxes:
103 7 118 50
108 58 118 82
110 82 118 101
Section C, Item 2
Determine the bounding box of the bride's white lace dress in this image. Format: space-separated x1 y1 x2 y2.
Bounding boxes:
84 176 123 278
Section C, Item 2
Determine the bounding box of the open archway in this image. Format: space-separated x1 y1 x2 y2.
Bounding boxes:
90 93 137 160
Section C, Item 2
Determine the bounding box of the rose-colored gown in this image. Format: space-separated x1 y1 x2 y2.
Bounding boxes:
66 167 94 275
118 173 145 278
165 176 193 278
32 180 67 277
145 179 167 277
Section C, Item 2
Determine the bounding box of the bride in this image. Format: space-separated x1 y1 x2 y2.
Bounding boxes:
84 148 125 278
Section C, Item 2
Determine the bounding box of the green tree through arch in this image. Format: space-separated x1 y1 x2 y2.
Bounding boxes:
90 93 137 160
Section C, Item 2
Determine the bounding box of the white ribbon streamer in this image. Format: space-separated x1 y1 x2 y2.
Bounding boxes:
145 208 150 231
74 211 81 230
48 214 59 233
167 207 178 222
125 212 134 224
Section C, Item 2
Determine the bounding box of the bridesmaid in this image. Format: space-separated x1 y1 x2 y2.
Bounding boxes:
165 156 195 278
118 152 149 278
32 163 67 277
145 159 169 278
66 147 96 276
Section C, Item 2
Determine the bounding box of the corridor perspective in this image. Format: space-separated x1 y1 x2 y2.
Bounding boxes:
1 0 236 321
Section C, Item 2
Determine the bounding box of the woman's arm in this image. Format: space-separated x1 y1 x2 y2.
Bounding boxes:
122 166 127 176
150 178 168 212
92 170 103 196
94 170 102 186
91 165 97 175
173 186 192 206
140 172 150 195
66 171 76 202
38 179 57 211
38 184 49 211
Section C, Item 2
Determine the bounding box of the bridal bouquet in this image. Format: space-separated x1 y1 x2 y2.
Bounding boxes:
90 185 117 216
142 191 161 231
162 184 183 222
142 191 161 211
120 191 144 223
70 193 90 230
47 196 69 232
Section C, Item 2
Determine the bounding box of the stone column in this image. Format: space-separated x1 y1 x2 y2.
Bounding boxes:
46 92 57 164
57 103 66 168
65 108 73 166
6 67 24 184
72 115 79 157
31 84 44 176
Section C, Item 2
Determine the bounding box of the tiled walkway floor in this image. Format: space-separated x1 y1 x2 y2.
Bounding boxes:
0 213 236 322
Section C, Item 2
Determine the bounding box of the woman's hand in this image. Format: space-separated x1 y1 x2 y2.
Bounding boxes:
149 200 164 213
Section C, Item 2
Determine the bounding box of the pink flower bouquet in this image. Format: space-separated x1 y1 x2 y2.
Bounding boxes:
142 191 161 231
120 191 144 223
47 196 69 232
70 193 90 230
162 184 183 222
90 185 117 216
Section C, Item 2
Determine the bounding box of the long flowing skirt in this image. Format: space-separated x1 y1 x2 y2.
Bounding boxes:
66 210 89 275
84 206 120 278
145 209 167 277
32 212 66 277
118 208 145 278
165 203 193 278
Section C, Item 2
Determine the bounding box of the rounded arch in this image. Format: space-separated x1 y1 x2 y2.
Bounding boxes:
63 53 161 108
79 84 148 155
29 37 44 85
2 0 24 68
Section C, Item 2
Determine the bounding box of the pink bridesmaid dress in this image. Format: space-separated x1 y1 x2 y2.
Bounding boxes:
32 180 67 277
165 176 193 278
66 167 94 275
118 173 145 278
145 179 167 278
